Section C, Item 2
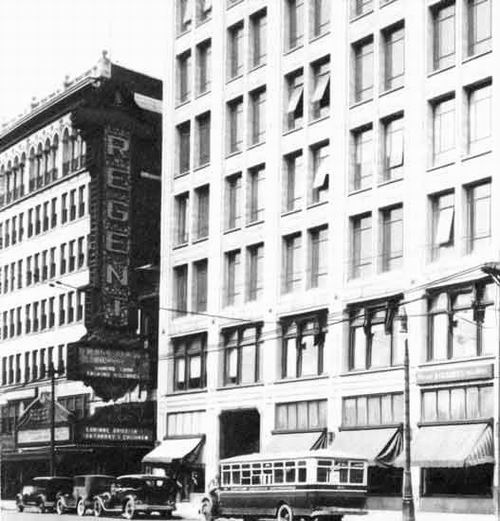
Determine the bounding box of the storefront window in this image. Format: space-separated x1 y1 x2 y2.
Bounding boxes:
428 282 495 361
173 334 207 391
422 465 493 496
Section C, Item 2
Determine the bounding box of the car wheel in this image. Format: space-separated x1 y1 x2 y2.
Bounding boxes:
123 498 136 520
276 504 293 521
200 498 214 521
56 498 65 515
16 501 24 513
38 499 47 514
77 498 87 517
94 499 104 518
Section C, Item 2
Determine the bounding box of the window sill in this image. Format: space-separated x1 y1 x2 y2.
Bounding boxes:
283 44 304 57
227 0 244 9
418 355 495 371
193 162 210 172
462 48 492 65
426 161 456 173
274 374 329 385
216 382 264 391
223 226 241 235
461 149 492 163
195 89 211 100
248 62 266 74
349 9 374 23
192 236 209 245
380 0 398 8
349 97 373 110
172 242 189 250
427 64 455 79
281 208 302 218
195 18 211 29
417 418 492 428
166 388 208 397
377 176 403 188
282 125 303 137
379 84 404 98
308 114 330 127
306 200 329 211
348 186 372 196
226 73 244 85
175 99 191 110
174 170 190 180
339 423 402 432
247 141 265 151
225 150 242 159
340 365 404 377
245 219 264 228
309 30 330 45
176 29 191 39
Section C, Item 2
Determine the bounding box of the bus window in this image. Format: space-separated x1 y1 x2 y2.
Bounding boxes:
298 468 306 482
263 469 272 484
222 471 231 485
232 471 241 485
350 462 364 484
242 470 251 485
317 460 333 482
274 468 284 483
285 462 296 483
251 471 261 485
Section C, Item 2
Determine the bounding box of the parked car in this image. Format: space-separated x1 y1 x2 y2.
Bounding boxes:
93 474 179 519
16 476 73 513
56 475 114 516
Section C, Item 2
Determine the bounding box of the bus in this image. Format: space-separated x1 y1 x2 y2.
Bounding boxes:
201 449 368 521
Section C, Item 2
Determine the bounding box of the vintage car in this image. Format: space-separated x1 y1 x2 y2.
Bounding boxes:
55 474 115 516
16 476 73 513
201 450 368 521
93 474 179 519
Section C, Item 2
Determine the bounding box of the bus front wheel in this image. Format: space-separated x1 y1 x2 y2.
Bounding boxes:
276 504 293 521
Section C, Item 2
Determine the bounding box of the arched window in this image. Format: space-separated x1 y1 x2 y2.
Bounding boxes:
51 134 59 180
29 147 36 191
19 153 26 197
62 128 71 175
44 138 51 184
36 143 43 188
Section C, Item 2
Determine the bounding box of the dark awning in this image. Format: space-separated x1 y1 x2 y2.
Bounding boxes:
331 427 402 466
265 431 326 452
394 423 493 468
142 436 204 465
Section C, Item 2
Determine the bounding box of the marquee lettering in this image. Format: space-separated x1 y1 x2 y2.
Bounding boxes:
106 231 128 253
106 264 128 286
107 200 129 221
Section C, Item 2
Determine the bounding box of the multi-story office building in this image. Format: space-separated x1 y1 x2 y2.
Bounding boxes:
0 54 162 497
156 0 497 515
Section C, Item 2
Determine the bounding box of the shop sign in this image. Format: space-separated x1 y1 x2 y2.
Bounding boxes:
416 363 494 385
67 343 149 381
18 426 70 445
80 425 153 442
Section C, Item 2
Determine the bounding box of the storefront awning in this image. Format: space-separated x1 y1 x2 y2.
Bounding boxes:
394 423 493 468
265 431 326 453
331 427 402 466
142 436 204 465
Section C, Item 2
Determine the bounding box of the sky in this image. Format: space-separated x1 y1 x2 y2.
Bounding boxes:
0 0 168 126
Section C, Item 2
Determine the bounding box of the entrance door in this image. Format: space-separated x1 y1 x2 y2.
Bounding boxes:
219 409 260 459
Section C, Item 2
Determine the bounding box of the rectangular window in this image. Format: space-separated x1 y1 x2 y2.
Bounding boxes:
311 0 330 38
173 333 206 391
61 193 68 223
196 0 212 24
60 244 67 275
77 238 85 268
349 301 402 370
351 213 372 279
351 0 372 18
177 50 192 104
33 253 40 282
228 97 244 154
383 24 404 91
193 185 209 240
17 260 22 289
431 95 455 165
223 324 261 385
41 300 47 330
196 39 211 95
192 259 208 312
178 0 192 34
76 291 84 321
51 198 57 227
467 82 492 155
432 2 455 71
49 297 55 327
78 186 85 217
42 202 49 231
249 87 266 145
25 305 31 334
343 393 403 427
70 189 76 220
174 192 189 246
177 121 191 175
246 243 264 302
381 205 403 272
173 264 188 317
382 115 404 182
285 0 304 50
351 126 373 192
283 233 302 293
431 191 454 260
311 57 330 120
224 249 242 306
196 111 211 166
228 22 244 79
467 181 491 252
59 294 65 325
167 410 206 436
308 226 328 288
69 240 76 272
353 38 374 103
285 69 304 131
283 151 303 213
467 0 491 56
247 164 265 224
35 205 41 234
250 9 267 68
276 399 327 431
310 141 329 204
225 173 242 230
41 251 48 281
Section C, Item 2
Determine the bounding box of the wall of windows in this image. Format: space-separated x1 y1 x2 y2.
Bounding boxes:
342 393 404 427
275 399 327 432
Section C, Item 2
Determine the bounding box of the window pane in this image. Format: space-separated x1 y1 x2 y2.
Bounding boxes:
437 389 450 420
466 386 480 419
367 396 381 425
300 334 318 376
371 323 391 368
450 388 466 420
240 343 256 384
452 308 477 358
422 391 437 422
480 386 494 417
431 313 448 360
357 396 367 426
352 327 366 370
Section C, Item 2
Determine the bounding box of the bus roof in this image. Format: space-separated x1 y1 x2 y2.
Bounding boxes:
220 449 367 464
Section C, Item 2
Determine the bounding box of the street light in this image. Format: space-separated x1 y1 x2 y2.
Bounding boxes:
398 306 415 521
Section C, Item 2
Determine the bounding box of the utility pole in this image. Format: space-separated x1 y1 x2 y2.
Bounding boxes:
49 362 56 476
399 307 415 521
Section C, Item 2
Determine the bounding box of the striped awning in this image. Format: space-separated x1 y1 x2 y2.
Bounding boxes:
394 423 493 468
142 436 204 465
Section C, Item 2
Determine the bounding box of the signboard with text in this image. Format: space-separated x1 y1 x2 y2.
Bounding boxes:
416 363 494 385
80 425 153 443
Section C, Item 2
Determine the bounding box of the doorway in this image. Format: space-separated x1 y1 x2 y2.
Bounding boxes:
219 408 260 459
